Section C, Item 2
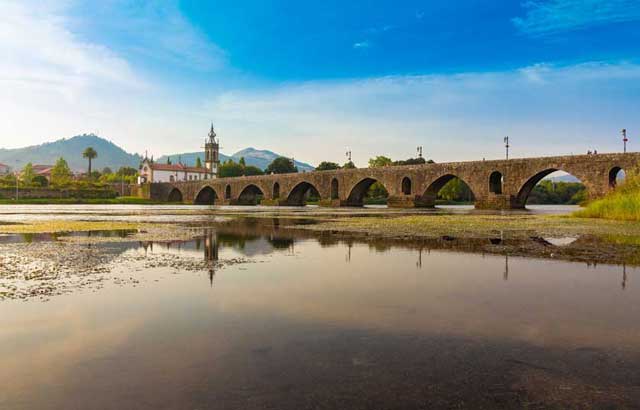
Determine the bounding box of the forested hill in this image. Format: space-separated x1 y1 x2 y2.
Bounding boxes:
0 134 142 171
158 147 315 171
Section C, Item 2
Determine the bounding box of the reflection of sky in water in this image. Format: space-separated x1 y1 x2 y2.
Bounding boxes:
0 228 638 408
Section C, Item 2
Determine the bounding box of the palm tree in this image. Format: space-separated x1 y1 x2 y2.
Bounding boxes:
82 147 98 177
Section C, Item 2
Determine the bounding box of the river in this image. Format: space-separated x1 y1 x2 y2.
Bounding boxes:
1 205 638 409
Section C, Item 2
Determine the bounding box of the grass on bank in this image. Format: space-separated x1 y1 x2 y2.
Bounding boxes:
0 196 164 205
574 170 640 221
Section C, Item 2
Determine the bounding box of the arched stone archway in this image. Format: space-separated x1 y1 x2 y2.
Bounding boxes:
609 166 625 188
346 177 389 207
167 188 183 203
489 171 503 194
515 168 585 208
401 177 412 195
423 174 476 205
238 184 264 205
331 178 339 200
273 182 280 199
286 181 321 206
194 186 218 205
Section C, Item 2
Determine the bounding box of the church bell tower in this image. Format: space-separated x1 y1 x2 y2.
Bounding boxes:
204 123 220 177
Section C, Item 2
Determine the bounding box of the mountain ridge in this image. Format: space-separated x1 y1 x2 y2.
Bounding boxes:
0 135 315 172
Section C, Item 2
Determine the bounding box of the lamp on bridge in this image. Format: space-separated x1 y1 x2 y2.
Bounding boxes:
417 146 423 159
504 136 510 160
622 129 628 154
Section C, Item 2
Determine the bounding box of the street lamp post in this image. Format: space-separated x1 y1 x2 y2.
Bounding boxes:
417 146 423 159
14 160 20 201
345 149 352 162
622 129 628 154
504 136 510 160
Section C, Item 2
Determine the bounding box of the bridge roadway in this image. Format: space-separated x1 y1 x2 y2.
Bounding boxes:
144 152 640 209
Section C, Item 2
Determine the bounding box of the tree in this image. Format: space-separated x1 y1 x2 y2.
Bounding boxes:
195 157 203 168
51 157 72 186
368 156 393 168
239 157 246 167
218 159 244 178
265 157 298 174
21 162 35 186
82 147 98 177
167 157 172 165
117 166 138 177
316 161 341 171
342 161 356 169
32 175 48 187
394 157 433 166
438 178 474 202
102 167 113 175
243 165 264 176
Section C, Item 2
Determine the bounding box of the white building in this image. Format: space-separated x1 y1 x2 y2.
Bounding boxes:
138 124 221 184
0 163 10 175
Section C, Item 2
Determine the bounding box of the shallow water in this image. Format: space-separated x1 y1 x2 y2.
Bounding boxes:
1 209 639 409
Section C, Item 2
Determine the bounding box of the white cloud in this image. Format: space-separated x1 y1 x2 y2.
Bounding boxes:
512 0 640 36
204 62 640 165
353 41 371 49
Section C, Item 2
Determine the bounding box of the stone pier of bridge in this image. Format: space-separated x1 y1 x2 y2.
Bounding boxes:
142 153 640 210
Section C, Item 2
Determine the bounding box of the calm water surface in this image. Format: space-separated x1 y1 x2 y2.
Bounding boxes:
1 207 639 409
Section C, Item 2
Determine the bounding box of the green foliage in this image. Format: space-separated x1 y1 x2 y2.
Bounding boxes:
528 181 586 205
32 175 48 187
167 157 172 165
394 157 434 166
438 178 474 202
195 157 203 168
101 167 113 175
316 161 341 171
243 165 264 176
366 182 389 199
239 157 246 167
21 163 35 186
219 160 244 178
82 146 98 175
368 156 393 168
265 157 298 174
342 161 356 169
51 157 72 186
575 170 640 221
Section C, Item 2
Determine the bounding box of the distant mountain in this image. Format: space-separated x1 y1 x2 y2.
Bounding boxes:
0 134 142 172
158 147 315 171
545 173 581 183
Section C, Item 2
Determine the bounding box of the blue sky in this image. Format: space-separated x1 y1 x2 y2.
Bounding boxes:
1 0 639 165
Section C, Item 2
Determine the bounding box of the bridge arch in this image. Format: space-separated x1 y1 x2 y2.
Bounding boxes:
516 168 586 207
167 187 183 203
194 186 218 205
423 174 476 204
346 177 390 207
609 166 625 188
238 184 264 205
286 181 321 206
489 171 503 194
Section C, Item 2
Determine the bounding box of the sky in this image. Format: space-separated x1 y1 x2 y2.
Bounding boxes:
1 0 639 166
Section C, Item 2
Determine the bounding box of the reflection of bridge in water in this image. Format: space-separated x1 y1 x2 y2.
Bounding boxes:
146 153 640 209
136 220 633 290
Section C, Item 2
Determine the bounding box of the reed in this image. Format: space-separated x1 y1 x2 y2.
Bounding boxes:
574 170 640 221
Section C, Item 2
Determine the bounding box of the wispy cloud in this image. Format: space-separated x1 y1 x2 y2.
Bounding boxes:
204 62 640 164
512 0 640 36
353 41 371 49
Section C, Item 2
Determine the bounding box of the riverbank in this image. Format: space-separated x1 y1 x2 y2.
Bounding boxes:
0 196 164 205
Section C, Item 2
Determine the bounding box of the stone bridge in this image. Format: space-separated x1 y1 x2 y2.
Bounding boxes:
144 153 640 209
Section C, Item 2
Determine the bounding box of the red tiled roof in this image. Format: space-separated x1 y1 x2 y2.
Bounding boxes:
149 163 209 173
